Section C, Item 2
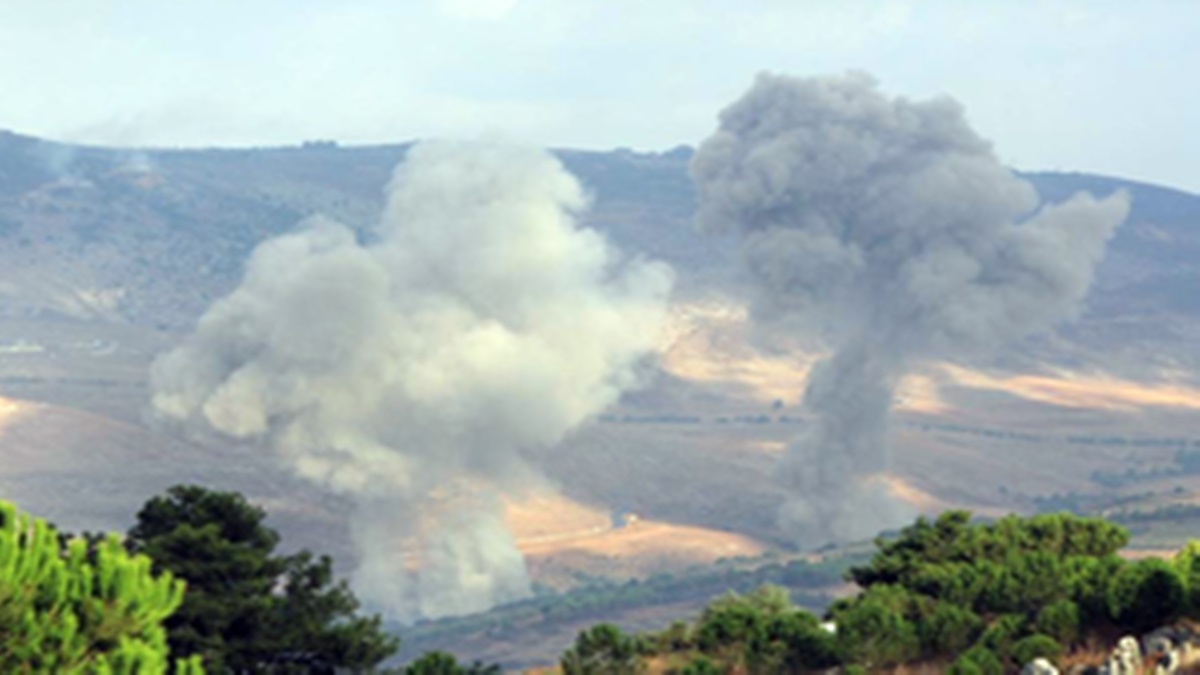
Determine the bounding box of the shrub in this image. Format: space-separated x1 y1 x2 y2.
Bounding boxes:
678 655 721 675
1106 558 1186 633
561 624 643 675
977 614 1027 662
1037 600 1081 645
947 646 1004 675
919 602 983 655
833 588 920 667
1011 634 1063 667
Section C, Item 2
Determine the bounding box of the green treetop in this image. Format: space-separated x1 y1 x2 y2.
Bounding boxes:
0 499 202 674
127 485 399 673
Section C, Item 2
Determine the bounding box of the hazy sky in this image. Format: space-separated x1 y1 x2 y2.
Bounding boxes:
3 0 1197 191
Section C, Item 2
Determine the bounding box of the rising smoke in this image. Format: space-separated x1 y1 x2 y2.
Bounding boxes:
151 141 673 620
691 72 1130 545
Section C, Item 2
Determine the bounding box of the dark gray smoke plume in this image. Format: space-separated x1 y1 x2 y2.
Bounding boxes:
691 72 1130 544
151 141 672 620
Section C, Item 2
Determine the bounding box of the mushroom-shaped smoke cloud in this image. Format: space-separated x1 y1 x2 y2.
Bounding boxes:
691 73 1130 545
151 142 673 621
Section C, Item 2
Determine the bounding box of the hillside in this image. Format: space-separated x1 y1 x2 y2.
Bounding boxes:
2 132 1200 667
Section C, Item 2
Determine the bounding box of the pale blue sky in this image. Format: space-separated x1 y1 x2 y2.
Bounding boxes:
2 0 1198 191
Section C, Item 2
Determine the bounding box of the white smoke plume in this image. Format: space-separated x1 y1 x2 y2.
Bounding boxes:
151 141 673 620
691 72 1130 545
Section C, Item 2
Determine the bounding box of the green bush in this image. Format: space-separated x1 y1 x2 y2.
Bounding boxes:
1036 600 1081 644
1106 558 1186 633
833 587 920 667
741 609 842 673
561 624 643 675
695 602 765 653
1011 634 1063 667
977 614 1027 662
947 646 1004 675
919 602 983 655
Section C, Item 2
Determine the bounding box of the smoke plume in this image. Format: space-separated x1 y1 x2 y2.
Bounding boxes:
691 72 1130 544
151 141 672 620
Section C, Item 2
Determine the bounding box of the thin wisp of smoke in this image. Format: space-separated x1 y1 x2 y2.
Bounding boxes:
151 141 673 620
692 72 1130 545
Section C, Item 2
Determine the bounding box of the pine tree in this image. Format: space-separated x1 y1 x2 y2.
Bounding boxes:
0 500 203 674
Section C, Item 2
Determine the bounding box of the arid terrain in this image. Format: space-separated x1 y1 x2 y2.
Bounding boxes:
2 131 1200 666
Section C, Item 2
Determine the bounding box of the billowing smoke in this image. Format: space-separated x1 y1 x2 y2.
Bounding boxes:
151 141 673 620
691 73 1130 545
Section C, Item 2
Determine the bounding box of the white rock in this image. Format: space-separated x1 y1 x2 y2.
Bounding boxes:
1023 657 1060 675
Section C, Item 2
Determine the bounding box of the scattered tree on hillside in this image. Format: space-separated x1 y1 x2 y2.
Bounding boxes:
560 624 645 675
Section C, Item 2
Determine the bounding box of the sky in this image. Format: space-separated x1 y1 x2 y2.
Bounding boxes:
2 0 1198 192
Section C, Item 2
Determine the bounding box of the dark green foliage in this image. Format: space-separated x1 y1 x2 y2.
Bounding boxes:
1010 634 1063 666
1106 558 1186 633
688 586 843 673
1064 554 1126 625
976 614 1027 663
678 655 721 675
266 551 400 669
981 551 1072 615
696 602 766 654
947 647 1004 675
128 485 398 673
695 586 788 653
129 487 280 669
831 586 920 667
654 621 693 653
761 611 842 671
554 512 1200 674
833 510 1174 668
405 651 462 675
849 511 1128 589
919 602 983 656
1036 600 1081 645
561 624 643 675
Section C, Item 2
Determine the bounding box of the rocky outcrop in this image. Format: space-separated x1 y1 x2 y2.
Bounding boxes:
1099 636 1143 675
1142 626 1191 675
1050 628 1197 675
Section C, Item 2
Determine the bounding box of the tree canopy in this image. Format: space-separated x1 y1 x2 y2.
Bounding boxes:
127 485 398 673
556 511 1200 674
0 499 202 674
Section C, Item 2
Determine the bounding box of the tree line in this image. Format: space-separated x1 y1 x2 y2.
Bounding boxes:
9 489 1200 673
556 511 1200 674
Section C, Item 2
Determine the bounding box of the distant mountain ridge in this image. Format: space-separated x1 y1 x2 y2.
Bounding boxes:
0 131 1197 369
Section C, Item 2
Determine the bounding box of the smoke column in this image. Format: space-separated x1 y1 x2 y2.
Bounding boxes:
151 141 673 620
691 73 1130 545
